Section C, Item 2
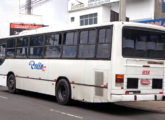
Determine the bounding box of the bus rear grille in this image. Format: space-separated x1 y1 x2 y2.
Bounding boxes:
127 78 138 89
152 79 163 89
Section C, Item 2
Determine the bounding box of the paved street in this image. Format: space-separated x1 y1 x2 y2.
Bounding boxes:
0 87 165 120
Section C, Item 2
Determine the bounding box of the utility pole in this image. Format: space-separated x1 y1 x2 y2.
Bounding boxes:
119 0 126 21
26 0 32 15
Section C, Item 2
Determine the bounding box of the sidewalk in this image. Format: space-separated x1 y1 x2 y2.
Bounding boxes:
116 100 165 113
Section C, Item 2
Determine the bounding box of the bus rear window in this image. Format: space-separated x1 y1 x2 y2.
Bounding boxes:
122 27 165 59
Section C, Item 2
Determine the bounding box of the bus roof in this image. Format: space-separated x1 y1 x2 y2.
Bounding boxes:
1 21 165 39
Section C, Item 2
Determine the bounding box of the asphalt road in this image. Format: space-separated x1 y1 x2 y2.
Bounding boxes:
0 87 165 120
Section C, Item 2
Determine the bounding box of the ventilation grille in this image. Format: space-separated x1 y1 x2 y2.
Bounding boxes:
95 72 104 96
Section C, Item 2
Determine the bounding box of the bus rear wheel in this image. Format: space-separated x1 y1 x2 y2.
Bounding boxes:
7 74 16 93
56 79 71 105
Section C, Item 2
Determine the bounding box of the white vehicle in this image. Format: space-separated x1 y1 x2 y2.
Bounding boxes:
0 22 164 104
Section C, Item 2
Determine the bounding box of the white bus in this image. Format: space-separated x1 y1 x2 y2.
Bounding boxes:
0 22 164 104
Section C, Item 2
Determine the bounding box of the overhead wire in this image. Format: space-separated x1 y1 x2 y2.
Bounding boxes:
19 0 49 10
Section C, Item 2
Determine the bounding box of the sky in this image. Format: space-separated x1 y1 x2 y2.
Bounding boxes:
0 0 20 37
0 0 71 37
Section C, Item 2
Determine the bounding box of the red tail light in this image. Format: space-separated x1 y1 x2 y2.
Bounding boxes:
116 74 124 83
160 92 163 94
125 91 129 95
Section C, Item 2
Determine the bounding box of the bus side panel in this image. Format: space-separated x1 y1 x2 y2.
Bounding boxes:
0 59 10 87
6 59 112 103
49 60 111 103
11 59 55 95
21 78 55 96
0 75 7 87
58 60 111 103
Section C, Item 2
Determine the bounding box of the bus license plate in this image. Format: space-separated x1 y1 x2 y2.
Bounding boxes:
141 79 151 85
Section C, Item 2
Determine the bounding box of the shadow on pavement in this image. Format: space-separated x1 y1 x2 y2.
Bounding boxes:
69 100 155 116
1 87 157 116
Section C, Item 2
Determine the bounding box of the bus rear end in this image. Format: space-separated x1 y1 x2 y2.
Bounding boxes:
111 23 164 102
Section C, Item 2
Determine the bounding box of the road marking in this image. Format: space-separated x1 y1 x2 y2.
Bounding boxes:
0 95 8 99
50 109 83 119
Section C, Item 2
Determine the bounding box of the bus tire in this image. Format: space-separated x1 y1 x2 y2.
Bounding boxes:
56 79 71 105
7 74 16 93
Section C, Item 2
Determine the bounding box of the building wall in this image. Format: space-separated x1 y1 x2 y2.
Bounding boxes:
0 0 70 37
69 6 110 27
154 0 165 19
69 0 155 26
32 0 69 27
111 0 155 21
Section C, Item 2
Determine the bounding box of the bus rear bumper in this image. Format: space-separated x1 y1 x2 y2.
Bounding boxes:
111 94 163 102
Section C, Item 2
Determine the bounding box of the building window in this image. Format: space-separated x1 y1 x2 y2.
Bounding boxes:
111 10 119 22
80 13 97 26
110 10 129 22
71 17 75 22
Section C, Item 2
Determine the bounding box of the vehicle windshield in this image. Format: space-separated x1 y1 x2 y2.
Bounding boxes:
122 27 165 60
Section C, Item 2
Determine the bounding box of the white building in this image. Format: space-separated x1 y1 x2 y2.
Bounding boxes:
1 0 164 37
68 0 159 27
0 0 69 37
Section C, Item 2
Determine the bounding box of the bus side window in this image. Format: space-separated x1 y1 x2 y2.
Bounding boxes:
62 32 78 58
80 31 88 44
79 45 95 58
29 35 44 58
16 37 28 58
79 29 96 58
0 44 6 58
17 37 28 47
63 32 74 45
6 38 16 58
45 34 61 46
30 35 44 46
96 28 112 59
16 48 28 58
89 30 97 44
45 33 62 58
98 28 112 44
7 38 15 48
